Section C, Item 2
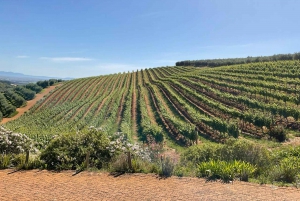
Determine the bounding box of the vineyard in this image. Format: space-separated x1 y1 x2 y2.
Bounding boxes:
3 60 300 146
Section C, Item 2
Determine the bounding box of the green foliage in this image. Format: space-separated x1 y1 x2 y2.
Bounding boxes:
4 89 26 108
40 127 111 170
12 154 44 170
182 139 271 167
159 156 175 177
274 145 300 159
0 154 10 169
0 80 14 92
269 125 287 142
49 79 57 86
267 156 300 183
176 52 300 67
197 160 256 182
0 93 16 117
25 83 43 93
37 79 59 88
110 153 158 173
181 139 271 174
14 86 35 101
0 126 34 154
37 80 49 88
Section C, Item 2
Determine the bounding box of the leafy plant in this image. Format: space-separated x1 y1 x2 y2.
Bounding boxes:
40 127 111 170
159 156 175 177
197 160 256 182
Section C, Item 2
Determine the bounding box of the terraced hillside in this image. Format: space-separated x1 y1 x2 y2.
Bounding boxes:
3 61 300 146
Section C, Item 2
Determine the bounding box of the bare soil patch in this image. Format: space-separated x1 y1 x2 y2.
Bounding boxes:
283 136 300 146
0 170 299 201
1 85 60 124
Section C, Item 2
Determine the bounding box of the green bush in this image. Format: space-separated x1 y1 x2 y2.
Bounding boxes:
12 154 44 170
197 160 256 182
40 127 111 171
181 143 222 164
0 154 10 169
220 139 271 172
181 139 270 171
173 166 191 177
24 83 43 93
159 156 175 177
269 125 287 142
0 93 16 117
4 90 26 108
110 153 158 173
0 126 34 154
270 156 300 183
14 86 35 101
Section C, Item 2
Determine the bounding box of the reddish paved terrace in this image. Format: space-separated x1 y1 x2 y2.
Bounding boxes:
0 170 300 200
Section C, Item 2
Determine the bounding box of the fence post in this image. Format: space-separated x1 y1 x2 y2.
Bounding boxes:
85 151 90 169
127 152 132 170
25 150 29 164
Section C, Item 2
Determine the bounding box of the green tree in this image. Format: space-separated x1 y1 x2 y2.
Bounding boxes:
14 86 35 100
25 83 43 93
0 93 16 117
4 90 26 108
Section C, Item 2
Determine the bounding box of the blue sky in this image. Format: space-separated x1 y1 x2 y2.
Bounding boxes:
0 0 299 78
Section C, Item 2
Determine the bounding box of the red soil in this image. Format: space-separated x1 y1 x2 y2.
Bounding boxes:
0 170 299 201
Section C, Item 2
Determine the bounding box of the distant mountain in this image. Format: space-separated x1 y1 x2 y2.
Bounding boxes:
0 71 72 84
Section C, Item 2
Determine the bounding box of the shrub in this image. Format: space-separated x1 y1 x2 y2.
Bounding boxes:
0 154 10 169
271 156 300 183
181 143 222 164
14 86 35 101
197 160 256 182
220 139 271 172
40 127 111 170
107 132 154 173
25 83 43 93
4 90 26 108
0 126 34 154
269 125 287 142
0 93 16 117
159 156 175 177
181 139 270 171
110 153 158 173
12 154 44 170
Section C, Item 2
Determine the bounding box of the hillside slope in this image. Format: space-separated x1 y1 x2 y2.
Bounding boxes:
3 61 300 145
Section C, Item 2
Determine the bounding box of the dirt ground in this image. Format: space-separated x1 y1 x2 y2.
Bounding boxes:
1 85 59 124
0 170 299 201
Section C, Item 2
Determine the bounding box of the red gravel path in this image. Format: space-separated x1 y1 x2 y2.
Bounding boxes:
0 170 299 201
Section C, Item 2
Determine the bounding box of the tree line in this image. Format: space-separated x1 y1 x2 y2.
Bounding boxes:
0 79 63 120
176 52 300 67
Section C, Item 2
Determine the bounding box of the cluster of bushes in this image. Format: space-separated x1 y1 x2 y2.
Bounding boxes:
176 52 300 67
37 79 62 89
0 93 17 118
0 127 164 174
1 126 299 185
178 138 300 184
0 126 40 169
0 79 63 121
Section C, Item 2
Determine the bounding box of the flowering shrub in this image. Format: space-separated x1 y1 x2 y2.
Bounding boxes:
40 127 110 170
0 126 35 154
107 132 151 161
107 132 162 173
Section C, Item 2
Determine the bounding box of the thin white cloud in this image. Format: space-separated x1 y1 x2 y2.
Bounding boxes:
16 55 29 58
198 43 254 49
40 57 93 62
